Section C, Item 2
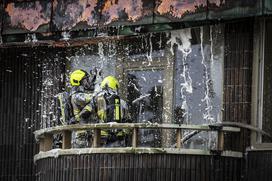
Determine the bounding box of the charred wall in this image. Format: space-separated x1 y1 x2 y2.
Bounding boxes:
0 47 42 180
0 47 67 180
223 19 254 151
0 0 271 43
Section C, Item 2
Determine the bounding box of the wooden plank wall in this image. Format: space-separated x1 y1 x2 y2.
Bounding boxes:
246 151 272 181
0 47 42 180
0 47 66 180
223 19 254 151
36 154 242 181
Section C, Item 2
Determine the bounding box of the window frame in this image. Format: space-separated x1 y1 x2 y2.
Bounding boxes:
251 18 272 148
115 46 175 147
116 48 175 125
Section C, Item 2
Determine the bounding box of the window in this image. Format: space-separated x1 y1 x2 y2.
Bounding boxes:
172 27 224 149
262 20 272 143
252 18 272 145
117 34 174 146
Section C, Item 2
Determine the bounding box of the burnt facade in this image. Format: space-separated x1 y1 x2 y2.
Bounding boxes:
224 21 254 151
0 1 272 181
0 0 271 42
0 48 42 180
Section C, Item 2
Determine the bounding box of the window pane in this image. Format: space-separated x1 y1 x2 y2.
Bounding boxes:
262 20 272 143
172 27 224 149
127 70 164 146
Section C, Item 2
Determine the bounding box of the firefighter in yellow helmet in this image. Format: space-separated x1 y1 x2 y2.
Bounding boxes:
70 69 97 148
91 76 130 147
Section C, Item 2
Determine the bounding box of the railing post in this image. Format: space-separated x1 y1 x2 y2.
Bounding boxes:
217 130 224 151
62 131 71 149
176 129 182 148
93 128 101 148
39 134 53 152
132 128 138 148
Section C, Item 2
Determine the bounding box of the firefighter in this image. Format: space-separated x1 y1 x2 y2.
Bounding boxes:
91 76 130 147
70 69 97 148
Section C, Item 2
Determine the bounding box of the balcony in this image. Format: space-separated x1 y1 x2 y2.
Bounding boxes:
34 123 245 181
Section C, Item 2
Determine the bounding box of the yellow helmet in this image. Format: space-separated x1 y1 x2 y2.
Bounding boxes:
101 76 119 91
70 69 87 86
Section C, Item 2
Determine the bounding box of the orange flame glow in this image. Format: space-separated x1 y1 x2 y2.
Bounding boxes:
209 0 225 7
53 0 98 30
157 0 206 18
102 0 143 24
5 2 50 31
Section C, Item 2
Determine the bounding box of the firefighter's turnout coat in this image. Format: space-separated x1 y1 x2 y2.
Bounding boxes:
70 86 94 148
91 89 130 143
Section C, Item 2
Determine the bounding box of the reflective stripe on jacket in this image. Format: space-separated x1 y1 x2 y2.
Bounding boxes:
92 90 130 138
